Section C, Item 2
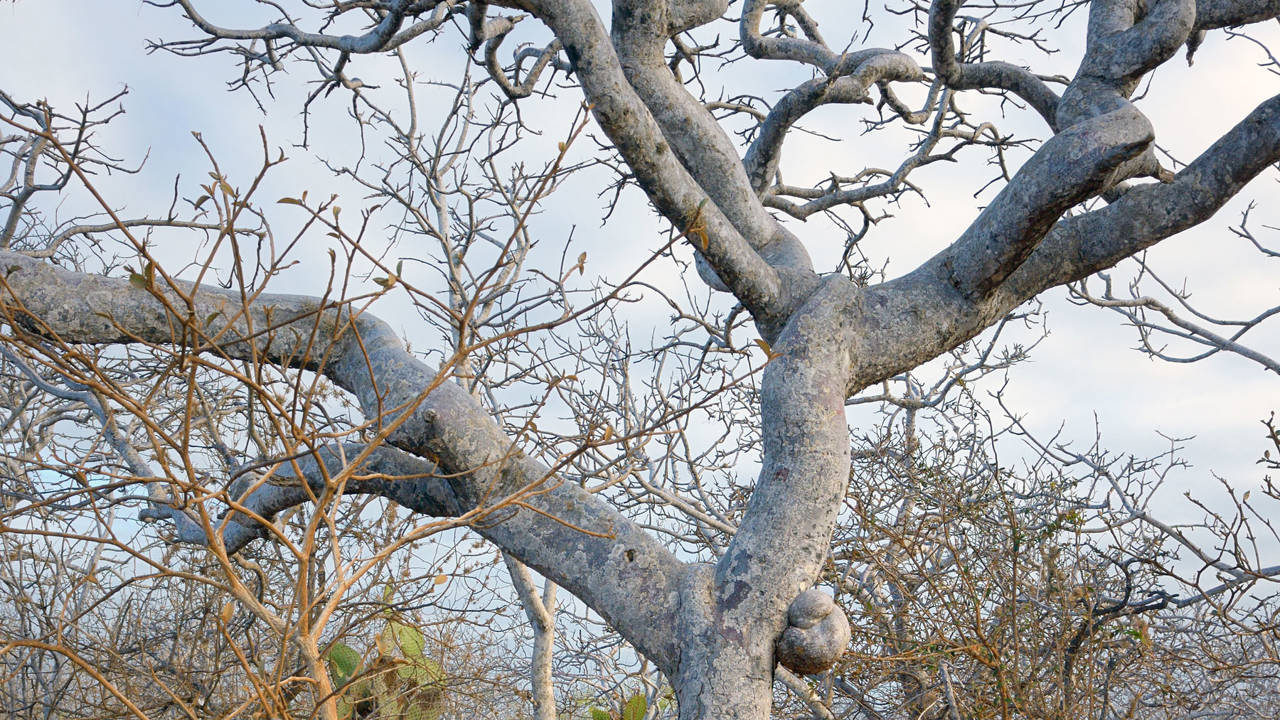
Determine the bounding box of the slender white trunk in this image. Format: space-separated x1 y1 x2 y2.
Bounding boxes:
505 552 558 720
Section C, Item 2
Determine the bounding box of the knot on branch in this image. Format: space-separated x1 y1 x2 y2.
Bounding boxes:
775 589 850 675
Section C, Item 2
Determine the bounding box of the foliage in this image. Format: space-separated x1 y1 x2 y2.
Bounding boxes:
325 617 448 720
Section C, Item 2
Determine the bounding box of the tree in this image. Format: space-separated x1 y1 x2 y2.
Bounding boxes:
2 1 1279 719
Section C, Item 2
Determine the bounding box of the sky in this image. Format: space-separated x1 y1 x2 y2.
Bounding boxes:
1 0 1277 528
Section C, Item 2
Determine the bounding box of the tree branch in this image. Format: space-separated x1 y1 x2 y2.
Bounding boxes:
1194 0 1280 30
851 92 1280 392
940 104 1152 300
0 249 687 674
928 0 1061 127
613 0 809 274
159 0 456 54
742 51 924 193
528 0 803 329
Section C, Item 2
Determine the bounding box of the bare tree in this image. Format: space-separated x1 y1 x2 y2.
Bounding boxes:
2 1 1280 719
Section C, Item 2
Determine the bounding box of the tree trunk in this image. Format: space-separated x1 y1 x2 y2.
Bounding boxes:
670 280 860 719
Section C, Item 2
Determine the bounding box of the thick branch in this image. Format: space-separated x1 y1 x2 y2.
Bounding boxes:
141 444 456 552
673 277 859 716
1054 0 1194 180
1195 0 1280 29
613 0 806 266
0 251 686 673
1081 0 1197 81
529 0 802 328
1015 92 1280 289
851 92 1280 391
941 105 1152 300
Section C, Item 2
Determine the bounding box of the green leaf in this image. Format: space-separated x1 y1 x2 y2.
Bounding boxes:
396 655 444 684
590 708 612 720
392 620 426 658
621 694 647 720
277 196 304 206
328 642 362 680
